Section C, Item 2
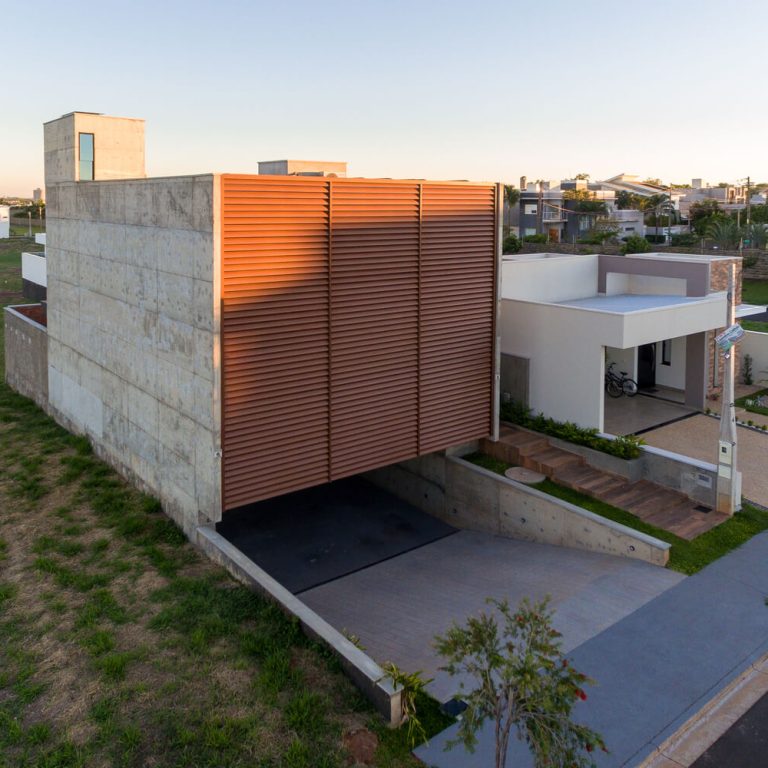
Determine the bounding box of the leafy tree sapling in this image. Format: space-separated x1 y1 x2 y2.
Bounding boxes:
434 597 606 768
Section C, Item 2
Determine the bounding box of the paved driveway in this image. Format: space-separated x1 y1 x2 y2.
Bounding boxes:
642 414 768 507
301 530 684 702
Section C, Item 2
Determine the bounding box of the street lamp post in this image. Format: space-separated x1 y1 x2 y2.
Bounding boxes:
715 263 742 515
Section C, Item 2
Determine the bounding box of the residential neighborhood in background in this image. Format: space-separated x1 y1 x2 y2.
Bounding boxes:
504 173 767 250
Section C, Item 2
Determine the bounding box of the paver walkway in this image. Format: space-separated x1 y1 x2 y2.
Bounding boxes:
301 530 684 703
484 426 728 539
643 414 768 507
416 531 768 768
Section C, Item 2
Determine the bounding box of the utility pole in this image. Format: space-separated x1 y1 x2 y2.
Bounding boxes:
746 175 751 226
716 263 742 515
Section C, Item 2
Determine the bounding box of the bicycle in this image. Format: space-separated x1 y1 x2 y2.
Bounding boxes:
605 362 638 398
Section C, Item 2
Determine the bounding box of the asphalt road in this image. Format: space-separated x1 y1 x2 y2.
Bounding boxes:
691 690 768 767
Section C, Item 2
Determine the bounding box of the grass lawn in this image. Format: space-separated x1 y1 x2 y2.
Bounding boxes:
465 453 768 576
742 320 768 333
743 279 768 306
736 387 768 417
0 242 449 767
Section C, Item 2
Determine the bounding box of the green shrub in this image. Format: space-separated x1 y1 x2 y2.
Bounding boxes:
500 400 644 460
621 235 653 254
502 233 521 254
671 233 697 247
523 233 547 244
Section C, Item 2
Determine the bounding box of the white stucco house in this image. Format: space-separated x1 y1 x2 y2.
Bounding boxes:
499 251 765 433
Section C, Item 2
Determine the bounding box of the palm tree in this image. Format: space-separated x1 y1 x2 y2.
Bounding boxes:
706 217 741 249
503 185 520 230
743 222 768 250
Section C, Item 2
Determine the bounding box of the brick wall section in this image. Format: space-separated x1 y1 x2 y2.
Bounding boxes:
44 176 219 533
708 258 742 395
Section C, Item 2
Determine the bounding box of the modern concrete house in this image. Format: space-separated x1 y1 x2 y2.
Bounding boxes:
10 111 502 537
499 251 764 433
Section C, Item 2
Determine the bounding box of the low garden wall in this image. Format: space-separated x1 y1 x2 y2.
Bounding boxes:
4 304 48 410
540 430 718 509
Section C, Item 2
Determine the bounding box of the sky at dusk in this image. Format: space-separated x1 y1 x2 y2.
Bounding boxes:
3 0 766 195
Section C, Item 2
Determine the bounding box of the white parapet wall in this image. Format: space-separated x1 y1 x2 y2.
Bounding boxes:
22 252 47 288
742 330 768 384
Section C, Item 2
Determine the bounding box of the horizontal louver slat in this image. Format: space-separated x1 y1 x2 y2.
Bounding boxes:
220 175 497 511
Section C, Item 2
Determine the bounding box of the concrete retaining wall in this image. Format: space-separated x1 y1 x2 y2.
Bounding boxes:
4 305 49 410
44 176 220 534
366 453 670 566
196 526 402 726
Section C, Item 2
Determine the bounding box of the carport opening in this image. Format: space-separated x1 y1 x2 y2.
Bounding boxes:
604 339 700 436
216 476 457 594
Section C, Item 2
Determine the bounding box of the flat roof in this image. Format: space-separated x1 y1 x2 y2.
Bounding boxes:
554 293 720 314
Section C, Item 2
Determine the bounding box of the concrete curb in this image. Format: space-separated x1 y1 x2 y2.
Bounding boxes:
195 526 403 726
638 652 768 767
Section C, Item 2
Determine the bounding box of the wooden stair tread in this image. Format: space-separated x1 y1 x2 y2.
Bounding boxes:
488 426 730 541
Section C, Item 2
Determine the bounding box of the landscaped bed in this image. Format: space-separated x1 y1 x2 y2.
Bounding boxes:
465 452 768 576
736 387 768 418
0 241 450 768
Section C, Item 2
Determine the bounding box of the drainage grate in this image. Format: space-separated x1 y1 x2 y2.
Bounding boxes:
694 505 712 514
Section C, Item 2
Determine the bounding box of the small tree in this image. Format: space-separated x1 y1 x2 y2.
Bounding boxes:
434 597 605 768
621 235 652 254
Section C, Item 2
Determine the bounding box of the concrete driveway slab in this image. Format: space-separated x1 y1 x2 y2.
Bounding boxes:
301 530 684 703
416 531 768 768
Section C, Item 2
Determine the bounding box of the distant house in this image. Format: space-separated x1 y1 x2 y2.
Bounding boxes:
0 205 9 238
512 179 626 243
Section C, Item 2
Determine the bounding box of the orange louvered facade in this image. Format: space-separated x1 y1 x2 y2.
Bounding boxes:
220 175 499 511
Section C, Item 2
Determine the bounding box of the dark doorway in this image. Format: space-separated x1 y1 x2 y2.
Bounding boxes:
217 477 456 594
637 343 656 389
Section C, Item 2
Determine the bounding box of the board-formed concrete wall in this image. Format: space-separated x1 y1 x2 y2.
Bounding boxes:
4 305 49 409
365 451 670 566
45 175 219 533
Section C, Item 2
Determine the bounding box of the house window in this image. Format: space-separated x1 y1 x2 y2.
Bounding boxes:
524 228 537 237
79 133 94 181
524 204 538 216
579 215 591 231
662 339 672 366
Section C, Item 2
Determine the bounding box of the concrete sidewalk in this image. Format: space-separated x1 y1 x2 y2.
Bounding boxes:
416 531 768 768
